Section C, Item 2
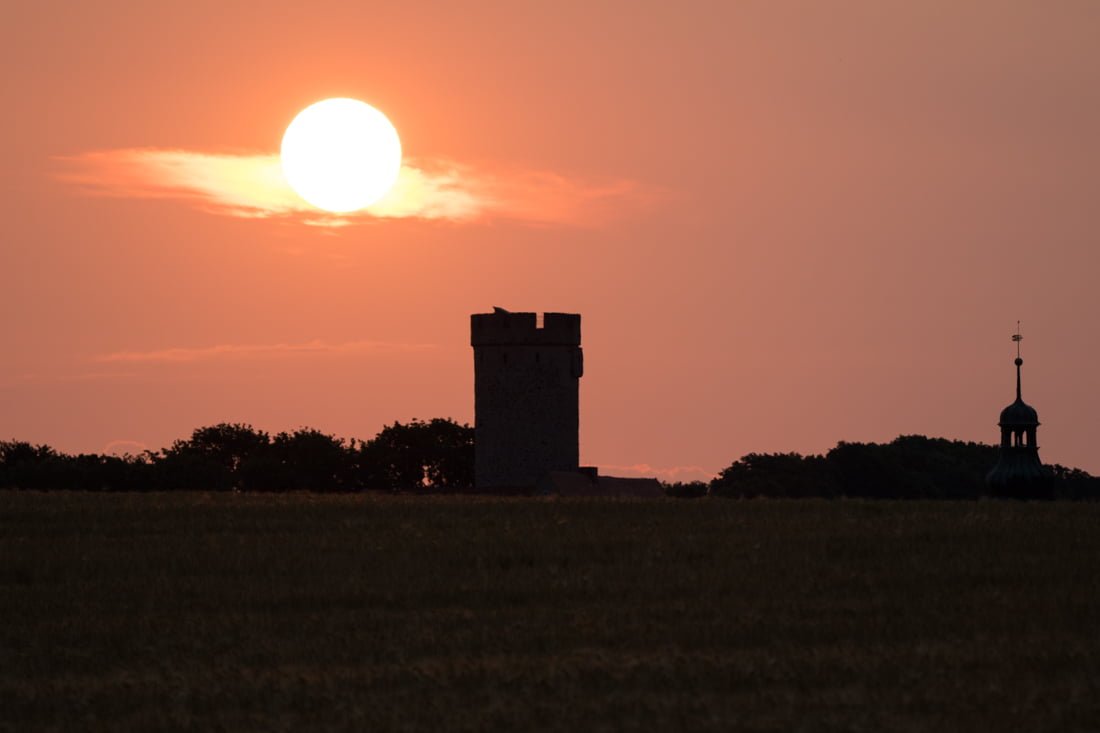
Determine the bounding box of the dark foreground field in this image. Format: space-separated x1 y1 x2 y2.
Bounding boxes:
2 493 1099 732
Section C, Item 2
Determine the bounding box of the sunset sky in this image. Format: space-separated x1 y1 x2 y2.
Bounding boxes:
3 1 1099 479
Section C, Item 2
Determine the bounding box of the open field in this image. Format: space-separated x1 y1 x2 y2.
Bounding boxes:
2 493 1099 732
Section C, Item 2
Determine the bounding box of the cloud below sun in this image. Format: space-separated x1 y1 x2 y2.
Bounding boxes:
56 148 656 227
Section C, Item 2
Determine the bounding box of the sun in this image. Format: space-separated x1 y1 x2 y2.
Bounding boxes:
280 98 402 213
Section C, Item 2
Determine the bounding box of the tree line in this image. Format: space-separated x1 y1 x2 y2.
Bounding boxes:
2 428 1097 498
0 419 473 492
667 435 1100 500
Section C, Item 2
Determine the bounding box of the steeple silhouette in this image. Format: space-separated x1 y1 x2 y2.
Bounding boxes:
986 323 1050 497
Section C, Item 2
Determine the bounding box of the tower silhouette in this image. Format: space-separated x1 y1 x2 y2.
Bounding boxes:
986 323 1049 497
471 309 583 489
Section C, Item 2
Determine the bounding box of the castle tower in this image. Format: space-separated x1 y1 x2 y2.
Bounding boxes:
986 324 1049 497
471 308 583 489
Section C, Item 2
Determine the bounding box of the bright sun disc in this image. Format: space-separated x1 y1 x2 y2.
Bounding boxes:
281 98 402 213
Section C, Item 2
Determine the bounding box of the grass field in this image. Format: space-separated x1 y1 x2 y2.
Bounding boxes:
2 492 1099 732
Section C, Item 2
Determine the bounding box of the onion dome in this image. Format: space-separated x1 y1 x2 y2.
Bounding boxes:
998 357 1039 427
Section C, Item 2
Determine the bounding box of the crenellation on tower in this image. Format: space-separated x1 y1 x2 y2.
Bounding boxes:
471 311 581 346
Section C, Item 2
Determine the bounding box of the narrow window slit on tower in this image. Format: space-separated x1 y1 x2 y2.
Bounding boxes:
536 313 544 329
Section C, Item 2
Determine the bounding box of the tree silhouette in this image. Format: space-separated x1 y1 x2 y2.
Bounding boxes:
0 441 60 490
157 423 270 490
239 428 353 492
710 453 833 499
826 436 994 499
359 419 474 491
707 436 1051 500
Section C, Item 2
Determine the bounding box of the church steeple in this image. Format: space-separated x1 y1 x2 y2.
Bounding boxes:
986 323 1049 497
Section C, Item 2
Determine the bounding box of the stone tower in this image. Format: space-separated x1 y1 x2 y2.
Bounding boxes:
471 308 583 489
986 325 1049 497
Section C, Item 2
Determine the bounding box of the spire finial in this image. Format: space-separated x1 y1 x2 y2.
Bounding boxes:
1012 322 1023 400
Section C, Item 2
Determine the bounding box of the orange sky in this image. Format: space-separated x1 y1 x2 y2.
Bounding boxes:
3 2 1099 480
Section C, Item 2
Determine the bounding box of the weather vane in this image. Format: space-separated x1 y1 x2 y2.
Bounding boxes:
1012 320 1023 359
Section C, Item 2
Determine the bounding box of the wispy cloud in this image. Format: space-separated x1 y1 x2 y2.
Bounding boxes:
55 148 659 226
104 439 148 457
0 371 141 387
598 463 716 483
95 339 434 364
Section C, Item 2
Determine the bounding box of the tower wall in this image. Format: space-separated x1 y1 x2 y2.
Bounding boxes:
471 311 583 489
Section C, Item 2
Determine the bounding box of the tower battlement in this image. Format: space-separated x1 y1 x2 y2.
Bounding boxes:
471 311 580 346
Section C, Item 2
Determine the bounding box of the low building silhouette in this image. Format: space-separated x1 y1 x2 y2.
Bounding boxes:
537 469 663 497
